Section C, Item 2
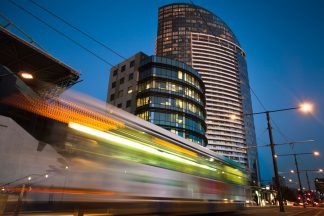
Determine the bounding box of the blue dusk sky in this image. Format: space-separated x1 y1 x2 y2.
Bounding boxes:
1 0 324 188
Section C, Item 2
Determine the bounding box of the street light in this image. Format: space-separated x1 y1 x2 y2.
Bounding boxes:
20 72 34 79
276 151 320 208
0 67 34 79
243 102 314 212
299 103 313 113
293 168 324 191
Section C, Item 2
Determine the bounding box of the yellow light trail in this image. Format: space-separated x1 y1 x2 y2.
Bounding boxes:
153 137 198 157
68 122 216 172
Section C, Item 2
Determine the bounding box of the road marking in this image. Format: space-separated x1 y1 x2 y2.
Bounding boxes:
314 210 323 216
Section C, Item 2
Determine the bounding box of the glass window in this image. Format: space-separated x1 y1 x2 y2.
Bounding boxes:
127 86 133 94
157 81 166 89
178 70 183 79
171 84 176 92
110 94 115 101
117 103 122 108
118 90 123 97
176 99 183 108
112 81 116 88
113 69 118 76
126 100 131 107
130 60 135 68
120 77 124 85
146 82 151 89
121 65 126 72
128 73 134 80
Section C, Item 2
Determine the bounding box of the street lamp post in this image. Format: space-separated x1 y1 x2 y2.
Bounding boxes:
296 169 323 191
277 152 320 208
305 170 310 191
266 111 285 212
243 102 314 212
294 154 305 208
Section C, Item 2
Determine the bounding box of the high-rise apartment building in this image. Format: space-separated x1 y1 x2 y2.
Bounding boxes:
107 52 207 146
156 3 258 183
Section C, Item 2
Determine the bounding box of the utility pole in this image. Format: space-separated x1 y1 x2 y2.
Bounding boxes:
266 111 285 212
294 154 306 208
305 170 311 191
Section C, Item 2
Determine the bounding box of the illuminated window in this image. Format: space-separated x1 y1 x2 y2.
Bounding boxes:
176 99 183 108
127 86 133 94
176 115 183 124
171 84 176 91
178 70 183 79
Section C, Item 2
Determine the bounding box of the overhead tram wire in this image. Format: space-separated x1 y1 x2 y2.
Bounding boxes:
28 0 126 60
0 13 44 50
189 0 292 144
7 0 115 67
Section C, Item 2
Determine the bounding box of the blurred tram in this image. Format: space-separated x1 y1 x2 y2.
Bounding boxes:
1 92 247 215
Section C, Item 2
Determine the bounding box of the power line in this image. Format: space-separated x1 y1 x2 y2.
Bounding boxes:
29 0 126 60
0 13 44 49
7 0 115 67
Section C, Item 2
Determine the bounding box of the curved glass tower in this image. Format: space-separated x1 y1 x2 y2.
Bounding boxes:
136 56 207 146
156 3 258 182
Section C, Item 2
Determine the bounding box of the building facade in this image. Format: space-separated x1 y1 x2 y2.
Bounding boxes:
107 53 207 146
107 52 148 112
156 3 258 182
136 55 206 145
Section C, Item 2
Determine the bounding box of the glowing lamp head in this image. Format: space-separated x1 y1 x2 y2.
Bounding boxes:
299 102 313 113
289 179 292 182
319 169 323 172
20 72 34 80
290 170 295 173
314 151 320 156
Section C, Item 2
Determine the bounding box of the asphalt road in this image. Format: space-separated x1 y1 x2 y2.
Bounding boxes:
198 206 324 216
6 206 324 216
